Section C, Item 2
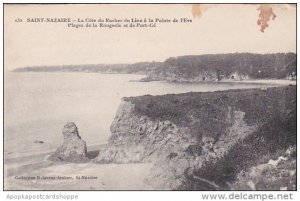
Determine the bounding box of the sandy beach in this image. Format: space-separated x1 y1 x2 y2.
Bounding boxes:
5 163 154 190
220 79 296 85
4 144 154 190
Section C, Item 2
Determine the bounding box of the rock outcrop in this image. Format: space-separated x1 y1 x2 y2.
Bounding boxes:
48 122 89 163
93 86 296 190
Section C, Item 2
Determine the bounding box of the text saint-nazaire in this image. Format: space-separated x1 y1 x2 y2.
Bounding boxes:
27 18 71 23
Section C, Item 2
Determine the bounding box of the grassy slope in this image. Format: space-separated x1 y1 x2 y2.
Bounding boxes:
124 86 296 140
124 86 296 190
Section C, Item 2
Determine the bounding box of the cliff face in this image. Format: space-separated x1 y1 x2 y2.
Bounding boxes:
93 86 296 190
94 100 192 164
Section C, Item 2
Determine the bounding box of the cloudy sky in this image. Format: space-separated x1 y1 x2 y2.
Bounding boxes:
4 4 296 70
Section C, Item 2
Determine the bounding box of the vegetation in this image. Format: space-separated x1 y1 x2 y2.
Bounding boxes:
153 53 297 80
180 116 296 190
13 62 162 74
124 86 296 140
13 53 296 80
124 86 296 190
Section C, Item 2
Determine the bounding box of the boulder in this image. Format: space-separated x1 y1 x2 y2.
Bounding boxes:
48 122 89 163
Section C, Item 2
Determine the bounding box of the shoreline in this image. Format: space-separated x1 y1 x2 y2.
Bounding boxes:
5 162 154 190
9 71 297 85
141 78 296 85
4 142 153 190
219 79 296 85
4 143 106 163
4 84 296 190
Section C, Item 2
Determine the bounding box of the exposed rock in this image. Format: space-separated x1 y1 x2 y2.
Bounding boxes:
230 146 296 190
268 156 288 167
149 110 256 190
93 86 296 190
280 186 288 191
93 101 189 164
48 122 89 163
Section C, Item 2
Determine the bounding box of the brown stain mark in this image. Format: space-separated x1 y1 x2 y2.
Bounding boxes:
192 4 202 18
257 5 277 33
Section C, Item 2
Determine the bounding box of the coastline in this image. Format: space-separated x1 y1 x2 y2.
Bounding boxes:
4 143 154 190
4 84 297 190
140 77 296 85
4 143 106 177
94 85 296 190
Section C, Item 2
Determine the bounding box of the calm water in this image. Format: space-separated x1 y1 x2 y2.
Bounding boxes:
4 72 282 159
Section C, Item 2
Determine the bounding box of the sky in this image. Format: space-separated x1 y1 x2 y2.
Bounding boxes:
4 4 296 70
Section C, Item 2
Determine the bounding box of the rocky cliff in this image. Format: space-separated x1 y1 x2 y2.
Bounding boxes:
93 86 296 190
145 53 296 82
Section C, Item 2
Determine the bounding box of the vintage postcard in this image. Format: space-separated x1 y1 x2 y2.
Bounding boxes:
3 3 296 191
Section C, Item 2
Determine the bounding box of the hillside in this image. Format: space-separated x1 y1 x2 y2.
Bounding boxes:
13 53 296 82
13 62 162 74
93 85 296 190
145 53 296 82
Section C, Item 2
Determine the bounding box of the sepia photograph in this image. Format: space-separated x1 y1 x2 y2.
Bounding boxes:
3 3 297 191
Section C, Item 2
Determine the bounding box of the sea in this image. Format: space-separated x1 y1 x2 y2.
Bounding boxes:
4 72 289 159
